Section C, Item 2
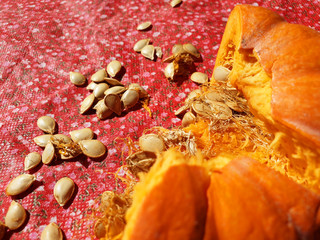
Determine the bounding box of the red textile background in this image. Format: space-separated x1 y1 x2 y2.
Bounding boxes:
0 0 319 239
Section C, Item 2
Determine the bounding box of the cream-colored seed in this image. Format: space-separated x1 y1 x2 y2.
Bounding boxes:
128 83 148 99
141 45 155 60
172 44 184 55
139 134 165 153
164 62 175 80
162 55 175 63
155 47 163 58
185 89 202 103
105 78 124 86
204 91 224 102
6 174 36 196
24 152 42 171
207 101 232 120
170 0 182 7
190 72 208 84
69 128 94 143
107 60 122 78
191 101 212 118
54 177 75 206
69 72 86 86
104 94 122 116
37 116 56 134
42 142 55 165
34 134 53 147
225 100 243 113
213 66 231 81
91 69 107 83
182 111 196 127
80 94 95 114
94 220 107 239
183 43 200 58
136 21 152 31
86 81 98 91
104 86 126 96
78 140 106 158
133 39 151 52
52 134 72 144
121 89 139 109
93 83 109 100
174 105 189 116
94 100 113 120
0 221 5 239
5 201 26 230
41 222 63 240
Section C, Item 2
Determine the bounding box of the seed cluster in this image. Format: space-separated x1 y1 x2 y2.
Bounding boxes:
133 39 163 60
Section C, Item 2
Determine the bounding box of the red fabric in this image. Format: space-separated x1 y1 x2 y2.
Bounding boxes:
0 0 319 239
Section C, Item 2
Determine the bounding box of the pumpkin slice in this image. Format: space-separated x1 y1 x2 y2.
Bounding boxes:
123 149 210 240
204 157 320 240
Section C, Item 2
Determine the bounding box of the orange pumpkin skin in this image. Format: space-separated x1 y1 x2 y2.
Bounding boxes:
124 164 210 240
204 157 320 240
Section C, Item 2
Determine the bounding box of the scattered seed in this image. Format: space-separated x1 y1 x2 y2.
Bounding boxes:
42 142 55 165
105 78 124 86
191 101 212 118
41 222 63 240
183 43 200 58
182 111 196 127
128 83 148 99
136 21 152 31
107 60 122 78
164 62 175 80
5 201 26 230
94 220 107 239
155 47 163 58
133 39 151 52
80 94 95 114
174 105 189 116
6 174 36 196
207 101 233 119
141 45 155 60
104 94 122 116
172 44 184 55
54 177 75 206
121 89 139 109
69 72 86 86
94 100 113 120
86 81 98 91
93 83 109 100
78 140 106 158
139 134 165 153
37 116 56 134
51 134 73 144
213 66 231 81
91 69 107 83
34 134 53 147
0 221 5 239
24 152 41 171
69 128 94 143
104 86 126 96
190 72 208 84
170 0 182 7
204 91 224 102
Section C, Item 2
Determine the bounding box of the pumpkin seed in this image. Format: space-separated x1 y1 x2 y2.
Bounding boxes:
24 152 41 171
213 66 231 81
69 72 86 86
139 134 165 153
183 43 200 58
6 174 36 196
69 128 94 142
155 46 163 58
133 39 151 52
185 89 202 103
174 105 189 116
190 72 208 84
105 78 124 86
164 62 175 80
41 222 63 240
80 94 95 114
191 101 212 118
51 134 72 144
0 221 5 239
54 177 75 206
5 201 26 230
121 89 139 109
170 0 182 7
141 45 155 60
91 69 107 83
93 83 109 100
206 100 232 120
34 134 53 147
78 140 106 158
86 81 98 91
104 94 122 116
128 83 148 99
172 44 184 55
94 100 113 120
37 116 56 134
162 55 176 63
94 220 107 239
136 21 152 31
225 100 243 112
42 142 55 165
107 60 122 78
182 111 196 127
104 86 126 96
126 151 156 176
204 91 224 102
